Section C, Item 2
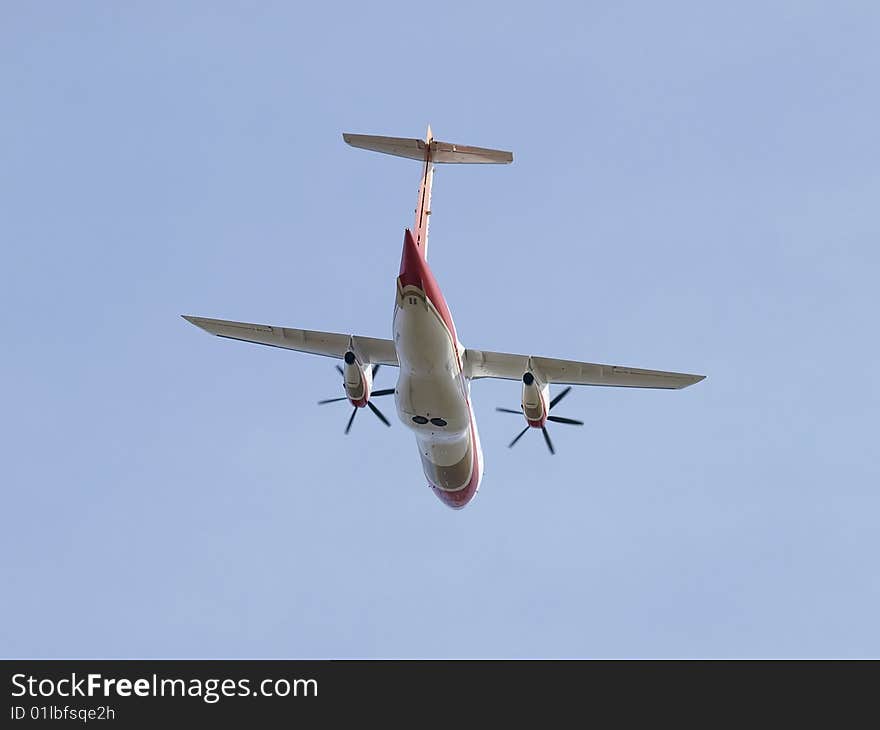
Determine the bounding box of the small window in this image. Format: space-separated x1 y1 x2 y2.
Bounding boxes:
412 416 429 425
430 418 447 427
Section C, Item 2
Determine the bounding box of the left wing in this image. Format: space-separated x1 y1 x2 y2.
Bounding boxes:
462 348 704 389
182 315 398 366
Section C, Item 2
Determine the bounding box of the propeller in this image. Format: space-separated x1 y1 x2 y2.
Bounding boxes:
318 359 395 434
496 386 583 455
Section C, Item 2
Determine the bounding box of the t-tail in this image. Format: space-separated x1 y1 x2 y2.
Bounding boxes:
343 126 512 258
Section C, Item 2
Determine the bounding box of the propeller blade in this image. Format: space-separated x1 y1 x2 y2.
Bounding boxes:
344 406 358 434
372 363 381 378
367 400 391 427
547 415 584 426
336 364 344 376
508 426 530 448
370 388 396 397
496 407 523 415
541 426 556 455
318 396 349 405
549 386 572 411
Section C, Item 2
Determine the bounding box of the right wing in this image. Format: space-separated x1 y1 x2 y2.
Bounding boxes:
463 348 704 389
182 315 398 366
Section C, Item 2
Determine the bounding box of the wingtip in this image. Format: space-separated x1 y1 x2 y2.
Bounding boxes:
181 315 207 331
672 373 706 389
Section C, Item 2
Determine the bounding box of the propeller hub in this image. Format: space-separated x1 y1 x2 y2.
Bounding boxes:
500 385 582 454
319 360 394 433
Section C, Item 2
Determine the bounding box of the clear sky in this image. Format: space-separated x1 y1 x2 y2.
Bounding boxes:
2 2 878 658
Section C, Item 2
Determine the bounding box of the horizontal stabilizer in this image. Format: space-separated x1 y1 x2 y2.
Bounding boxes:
431 141 513 164
343 134 427 161
343 133 512 164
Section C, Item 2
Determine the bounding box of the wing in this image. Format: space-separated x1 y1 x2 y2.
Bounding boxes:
462 348 704 389
182 315 398 366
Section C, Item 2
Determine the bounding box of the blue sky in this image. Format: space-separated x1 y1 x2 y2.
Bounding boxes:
2 2 878 657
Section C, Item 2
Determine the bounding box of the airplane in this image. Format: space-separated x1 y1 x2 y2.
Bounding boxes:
183 126 705 509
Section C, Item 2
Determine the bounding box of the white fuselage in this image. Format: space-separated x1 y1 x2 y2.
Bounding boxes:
392 282 483 507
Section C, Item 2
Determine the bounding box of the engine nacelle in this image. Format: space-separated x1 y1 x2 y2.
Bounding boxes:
342 350 373 407
521 370 550 427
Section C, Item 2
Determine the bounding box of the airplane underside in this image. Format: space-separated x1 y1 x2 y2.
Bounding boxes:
182 125 704 511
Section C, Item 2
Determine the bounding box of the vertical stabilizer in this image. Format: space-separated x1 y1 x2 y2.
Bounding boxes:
342 126 513 259
413 125 434 257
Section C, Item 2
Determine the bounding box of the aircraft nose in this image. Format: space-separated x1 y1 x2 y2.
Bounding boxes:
430 485 475 510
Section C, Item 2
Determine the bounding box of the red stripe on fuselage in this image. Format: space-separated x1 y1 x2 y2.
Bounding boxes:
399 229 459 346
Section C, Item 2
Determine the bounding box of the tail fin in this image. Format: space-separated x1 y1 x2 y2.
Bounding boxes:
343 127 512 257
